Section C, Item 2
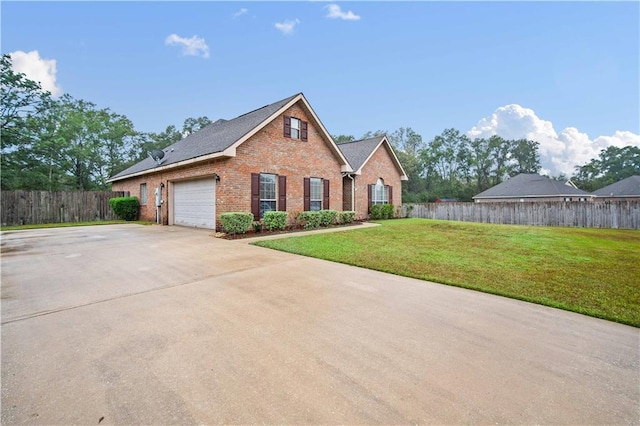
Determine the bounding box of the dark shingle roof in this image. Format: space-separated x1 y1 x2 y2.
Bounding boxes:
337 136 385 173
473 173 593 199
592 175 640 197
110 93 300 180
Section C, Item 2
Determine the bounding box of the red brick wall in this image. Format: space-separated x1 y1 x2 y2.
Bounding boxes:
112 101 344 227
353 143 403 219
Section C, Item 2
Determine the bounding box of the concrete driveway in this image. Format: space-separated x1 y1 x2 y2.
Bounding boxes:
1 224 638 425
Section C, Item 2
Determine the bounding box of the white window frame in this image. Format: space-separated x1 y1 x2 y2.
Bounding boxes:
310 178 323 211
290 117 301 139
372 178 388 205
140 183 147 205
260 173 277 217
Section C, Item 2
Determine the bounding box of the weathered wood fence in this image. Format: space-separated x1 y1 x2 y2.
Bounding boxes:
1 191 130 226
401 201 640 229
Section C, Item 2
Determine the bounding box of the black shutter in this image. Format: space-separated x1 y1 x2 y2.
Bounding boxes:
301 121 308 141
284 116 291 138
368 184 373 212
251 173 260 221
278 175 287 212
388 185 393 205
323 179 330 210
303 177 311 211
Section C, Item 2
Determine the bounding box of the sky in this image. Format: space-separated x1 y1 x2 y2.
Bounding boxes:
2 1 639 176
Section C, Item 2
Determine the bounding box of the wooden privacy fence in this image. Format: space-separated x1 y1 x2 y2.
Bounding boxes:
401 201 640 229
1 191 130 226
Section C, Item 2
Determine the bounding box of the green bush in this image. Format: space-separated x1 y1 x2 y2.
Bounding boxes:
370 204 395 220
319 210 338 227
383 203 395 219
109 197 139 221
338 211 356 224
220 212 253 234
298 211 322 229
263 211 287 231
252 221 263 233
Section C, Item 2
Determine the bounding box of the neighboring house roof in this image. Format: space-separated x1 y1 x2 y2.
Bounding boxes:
337 136 408 181
592 175 640 197
473 173 593 199
108 93 351 182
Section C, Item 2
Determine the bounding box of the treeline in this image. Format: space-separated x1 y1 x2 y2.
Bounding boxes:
340 129 638 201
336 128 542 201
2 53 638 197
1 54 212 191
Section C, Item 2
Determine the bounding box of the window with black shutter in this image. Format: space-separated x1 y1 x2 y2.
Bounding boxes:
284 116 307 141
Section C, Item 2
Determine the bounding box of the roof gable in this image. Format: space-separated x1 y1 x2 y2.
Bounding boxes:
338 136 408 180
473 173 593 199
592 175 640 197
109 93 351 182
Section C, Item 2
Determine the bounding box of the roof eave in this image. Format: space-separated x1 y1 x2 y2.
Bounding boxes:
107 151 234 183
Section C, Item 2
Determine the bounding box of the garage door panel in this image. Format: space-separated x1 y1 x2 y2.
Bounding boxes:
173 179 216 229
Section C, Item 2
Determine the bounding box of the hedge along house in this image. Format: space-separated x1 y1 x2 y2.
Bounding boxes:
108 93 405 229
337 136 408 219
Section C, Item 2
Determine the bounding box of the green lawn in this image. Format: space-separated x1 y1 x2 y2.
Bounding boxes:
254 219 640 327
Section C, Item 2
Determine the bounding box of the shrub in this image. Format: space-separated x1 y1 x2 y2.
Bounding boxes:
383 203 395 219
319 210 338 227
369 204 395 220
298 211 322 229
369 204 384 220
338 211 356 224
252 221 263 233
263 211 287 231
220 212 253 234
109 197 139 221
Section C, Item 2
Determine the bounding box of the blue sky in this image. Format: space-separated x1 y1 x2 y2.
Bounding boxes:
2 1 639 175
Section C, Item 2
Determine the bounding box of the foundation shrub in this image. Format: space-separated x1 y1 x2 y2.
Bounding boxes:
263 211 287 231
319 210 338 227
220 212 253 234
338 211 356 224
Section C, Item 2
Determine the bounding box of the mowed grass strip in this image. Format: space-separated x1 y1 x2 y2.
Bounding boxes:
254 218 640 327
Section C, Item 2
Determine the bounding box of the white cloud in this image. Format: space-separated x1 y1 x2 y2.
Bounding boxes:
467 104 640 176
165 34 210 58
233 8 248 18
326 4 361 21
9 50 62 96
275 19 300 35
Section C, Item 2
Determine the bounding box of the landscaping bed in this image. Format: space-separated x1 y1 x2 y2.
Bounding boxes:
215 220 365 240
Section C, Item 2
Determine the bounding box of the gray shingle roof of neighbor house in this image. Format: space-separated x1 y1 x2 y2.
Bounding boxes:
337 136 409 180
473 173 593 199
108 93 351 182
592 175 640 197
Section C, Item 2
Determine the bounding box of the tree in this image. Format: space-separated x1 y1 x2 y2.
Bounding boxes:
332 134 355 144
182 116 212 136
1 54 54 189
573 145 640 191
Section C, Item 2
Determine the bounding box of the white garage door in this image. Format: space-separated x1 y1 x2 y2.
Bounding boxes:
173 178 216 229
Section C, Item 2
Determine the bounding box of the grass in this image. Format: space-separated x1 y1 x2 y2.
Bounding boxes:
254 218 640 327
0 220 154 231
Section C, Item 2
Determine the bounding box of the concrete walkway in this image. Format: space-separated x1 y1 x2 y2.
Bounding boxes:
1 224 638 425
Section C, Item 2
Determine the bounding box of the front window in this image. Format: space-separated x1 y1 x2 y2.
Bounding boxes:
290 117 300 139
140 183 147 205
310 178 323 211
372 178 388 205
260 173 277 217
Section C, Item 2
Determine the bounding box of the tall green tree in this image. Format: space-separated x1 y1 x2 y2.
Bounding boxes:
573 145 640 191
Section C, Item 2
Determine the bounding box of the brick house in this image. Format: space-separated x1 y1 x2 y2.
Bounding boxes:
108 93 407 229
337 136 408 219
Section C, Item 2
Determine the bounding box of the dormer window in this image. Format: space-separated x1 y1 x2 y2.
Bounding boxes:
284 116 308 141
291 117 300 139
